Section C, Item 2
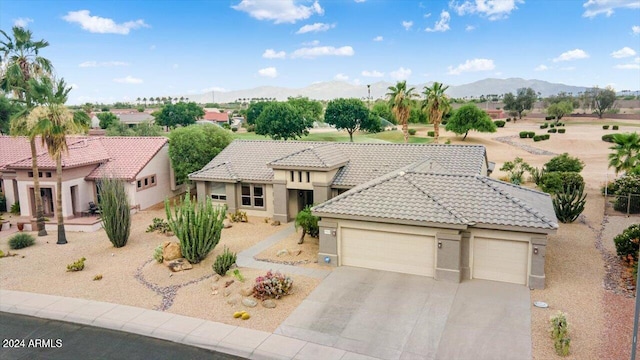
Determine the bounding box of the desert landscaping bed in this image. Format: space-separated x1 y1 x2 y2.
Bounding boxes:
0 207 319 332
254 228 331 271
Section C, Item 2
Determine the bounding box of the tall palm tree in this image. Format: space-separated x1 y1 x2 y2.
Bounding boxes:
28 77 86 244
142 97 147 106
608 132 640 175
1 26 53 236
422 82 451 143
386 80 418 143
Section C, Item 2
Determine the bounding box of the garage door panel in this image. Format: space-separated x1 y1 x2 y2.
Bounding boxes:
473 237 528 285
341 227 434 277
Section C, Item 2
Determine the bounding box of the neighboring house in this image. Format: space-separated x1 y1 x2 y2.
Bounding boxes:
203 111 230 125
0 136 182 228
190 140 557 288
118 113 154 126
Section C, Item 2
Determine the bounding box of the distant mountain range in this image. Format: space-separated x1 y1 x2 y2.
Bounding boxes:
183 78 611 104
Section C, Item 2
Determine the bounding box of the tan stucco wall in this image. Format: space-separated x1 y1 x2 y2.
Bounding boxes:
133 145 182 210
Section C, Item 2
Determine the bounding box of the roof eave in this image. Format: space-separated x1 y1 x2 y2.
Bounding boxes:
311 211 469 230
471 222 558 235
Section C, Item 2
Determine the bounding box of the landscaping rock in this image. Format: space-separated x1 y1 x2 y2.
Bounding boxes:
271 220 281 226
276 249 289 257
212 290 218 295
223 289 231 297
224 280 235 288
211 285 218 291
223 219 232 229
262 300 276 309
240 286 253 296
226 294 241 305
212 274 221 282
165 258 193 272
242 298 257 308
162 241 182 261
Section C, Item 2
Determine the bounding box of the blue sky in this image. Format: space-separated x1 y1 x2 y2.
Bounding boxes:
1 0 639 104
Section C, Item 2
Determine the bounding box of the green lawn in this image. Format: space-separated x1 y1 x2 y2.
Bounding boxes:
233 130 433 144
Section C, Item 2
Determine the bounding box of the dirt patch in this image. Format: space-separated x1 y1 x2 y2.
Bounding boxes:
254 229 323 268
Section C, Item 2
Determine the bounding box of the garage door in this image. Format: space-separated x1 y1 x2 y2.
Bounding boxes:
341 227 434 276
473 237 528 285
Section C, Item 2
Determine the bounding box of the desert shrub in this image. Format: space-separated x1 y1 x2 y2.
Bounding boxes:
544 153 584 173
165 191 226 264
153 245 164 263
408 128 417 135
221 123 231 130
247 124 256 132
8 233 35 249
295 205 319 244
231 127 238 132
541 172 585 194
533 135 542 142
602 134 615 143
603 125 610 130
550 311 571 356
540 124 548 129
557 122 564 126
527 132 535 138
213 246 237 276
494 120 505 128
548 128 557 133
427 131 435 137
543 134 550 140
558 129 566 133
98 178 131 248
545 116 553 121
613 125 619 130
146 217 171 234
10 201 20 215
500 157 532 185
229 210 248 222
253 270 293 300
232 269 245 282
506 118 512 122
530 167 546 185
550 124 555 128
614 224 640 263
0 192 5 212
612 175 640 213
67 257 86 272
519 131 528 138
553 184 586 223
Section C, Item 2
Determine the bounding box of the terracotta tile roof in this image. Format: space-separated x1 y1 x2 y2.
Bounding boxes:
8 137 110 170
86 137 168 181
0 136 44 171
203 111 229 122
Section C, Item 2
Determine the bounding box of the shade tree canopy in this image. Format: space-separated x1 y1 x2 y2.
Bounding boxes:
324 98 380 142
255 102 313 140
154 102 204 128
445 104 497 140
503 87 537 120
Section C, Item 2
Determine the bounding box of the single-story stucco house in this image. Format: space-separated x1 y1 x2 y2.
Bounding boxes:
0 135 182 231
190 140 558 288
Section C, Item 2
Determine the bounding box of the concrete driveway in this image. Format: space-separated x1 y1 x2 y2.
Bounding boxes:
276 267 531 360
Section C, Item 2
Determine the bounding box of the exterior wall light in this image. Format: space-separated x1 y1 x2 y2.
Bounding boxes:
438 241 442 249
533 247 538 255
324 256 331 263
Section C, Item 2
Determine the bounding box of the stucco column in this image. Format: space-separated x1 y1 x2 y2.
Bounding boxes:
435 232 462 283
196 181 207 203
2 173 17 211
317 220 338 267
460 232 471 280
272 180 288 223
312 182 332 204
529 236 547 289
225 183 237 214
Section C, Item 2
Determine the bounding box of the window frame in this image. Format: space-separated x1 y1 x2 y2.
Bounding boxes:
239 183 265 209
136 174 158 191
210 182 227 201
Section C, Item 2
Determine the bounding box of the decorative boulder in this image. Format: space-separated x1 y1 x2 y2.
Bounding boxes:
262 300 276 309
226 294 241 305
240 286 254 296
165 258 193 272
223 219 232 229
242 297 257 308
162 241 182 261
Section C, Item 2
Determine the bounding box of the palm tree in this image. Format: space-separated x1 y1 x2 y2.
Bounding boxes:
136 97 141 105
386 80 418 143
422 82 451 143
28 77 86 244
608 132 640 175
1 26 53 236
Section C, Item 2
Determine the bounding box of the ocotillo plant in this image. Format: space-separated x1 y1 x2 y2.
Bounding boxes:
98 177 131 247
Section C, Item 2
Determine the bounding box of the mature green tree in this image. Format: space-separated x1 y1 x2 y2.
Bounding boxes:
408 106 428 124
255 102 312 140
502 87 537 120
546 101 574 124
97 111 118 129
445 104 497 140
587 86 617 119
608 132 640 175
287 96 323 123
545 92 580 108
246 101 273 125
422 82 451 143
370 101 396 124
134 121 163 136
105 120 135 136
324 98 379 142
154 102 204 129
168 124 232 184
0 93 22 134
387 80 418 143
1 26 53 236
28 77 86 244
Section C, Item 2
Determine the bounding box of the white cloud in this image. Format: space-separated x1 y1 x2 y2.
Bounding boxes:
334 73 349 81
262 49 287 59
633 25 640 34
534 64 549 71
402 21 413 30
302 40 320 46
290 45 354 59
62 10 149 35
447 58 495 75
465 25 475 31
13 17 33 28
232 0 324 24
583 0 640 18
450 0 524 20
361 70 384 77
553 49 590 62
79 61 129 67
296 22 335 34
425 10 451 32
560 66 576 71
615 56 640 69
352 78 361 86
373 35 383 41
390 67 412 80
113 76 143 84
424 12 432 18
354 0 366 2
201 86 227 92
258 67 278 77
610 46 637 58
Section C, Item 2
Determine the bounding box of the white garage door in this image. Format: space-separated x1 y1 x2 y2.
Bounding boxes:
473 237 528 285
341 227 434 276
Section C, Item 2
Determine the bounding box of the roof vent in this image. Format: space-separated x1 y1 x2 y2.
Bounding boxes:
398 171 406 176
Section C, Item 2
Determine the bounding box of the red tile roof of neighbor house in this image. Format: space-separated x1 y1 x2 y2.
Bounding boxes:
0 136 168 181
203 111 229 122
